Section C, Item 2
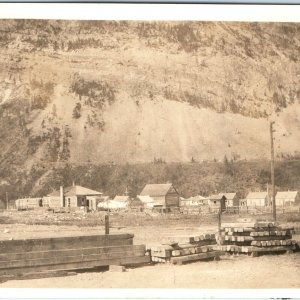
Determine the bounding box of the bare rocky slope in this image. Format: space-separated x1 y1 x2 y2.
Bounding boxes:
0 20 299 198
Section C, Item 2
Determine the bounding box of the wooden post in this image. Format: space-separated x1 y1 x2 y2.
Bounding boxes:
270 121 276 222
105 215 109 235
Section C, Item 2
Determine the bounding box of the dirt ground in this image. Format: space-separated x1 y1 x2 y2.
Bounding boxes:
0 211 300 288
1 252 300 288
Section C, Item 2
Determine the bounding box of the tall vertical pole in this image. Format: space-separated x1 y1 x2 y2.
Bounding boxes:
270 121 276 222
5 192 8 210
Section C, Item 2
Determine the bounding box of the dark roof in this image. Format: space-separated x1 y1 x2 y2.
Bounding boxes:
140 183 174 197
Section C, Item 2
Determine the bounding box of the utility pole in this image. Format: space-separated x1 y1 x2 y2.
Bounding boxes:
270 121 276 222
5 192 8 210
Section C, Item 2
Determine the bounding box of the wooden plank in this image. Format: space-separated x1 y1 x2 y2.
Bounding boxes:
151 256 169 263
0 245 145 262
225 235 292 242
0 247 146 269
170 250 224 265
0 255 150 276
0 234 134 254
171 246 213 257
150 245 173 258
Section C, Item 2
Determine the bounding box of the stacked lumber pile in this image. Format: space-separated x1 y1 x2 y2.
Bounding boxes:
150 233 224 265
0 233 150 277
217 221 297 256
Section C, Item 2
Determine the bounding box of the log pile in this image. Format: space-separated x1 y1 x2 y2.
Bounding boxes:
0 233 150 277
150 233 224 265
217 221 297 256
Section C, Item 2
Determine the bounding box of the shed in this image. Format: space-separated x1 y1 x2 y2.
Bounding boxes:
245 192 269 207
139 183 179 208
15 198 42 210
223 193 239 207
208 194 226 211
275 191 299 206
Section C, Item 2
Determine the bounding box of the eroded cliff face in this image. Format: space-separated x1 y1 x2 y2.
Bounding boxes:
0 20 299 170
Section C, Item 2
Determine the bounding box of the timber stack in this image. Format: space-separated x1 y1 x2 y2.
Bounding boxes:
216 220 298 256
0 233 150 278
149 233 224 265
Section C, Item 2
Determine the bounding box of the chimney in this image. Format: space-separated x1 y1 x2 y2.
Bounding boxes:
60 186 64 207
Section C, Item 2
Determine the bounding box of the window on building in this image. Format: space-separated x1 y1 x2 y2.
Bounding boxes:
68 198 71 207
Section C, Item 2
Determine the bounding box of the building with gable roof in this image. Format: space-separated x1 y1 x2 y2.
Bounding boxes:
275 191 299 206
139 183 179 208
43 184 102 208
245 192 269 207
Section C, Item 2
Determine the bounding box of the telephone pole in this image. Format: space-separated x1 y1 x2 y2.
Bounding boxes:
270 121 276 221
5 192 8 210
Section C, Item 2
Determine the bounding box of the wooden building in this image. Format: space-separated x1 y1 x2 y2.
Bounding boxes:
139 183 179 208
275 191 299 206
208 194 226 212
43 184 102 209
15 198 42 210
245 192 269 207
180 195 207 207
136 195 155 208
223 193 239 207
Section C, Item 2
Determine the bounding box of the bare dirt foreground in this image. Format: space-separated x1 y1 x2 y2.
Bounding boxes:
0 220 300 289
0 253 299 288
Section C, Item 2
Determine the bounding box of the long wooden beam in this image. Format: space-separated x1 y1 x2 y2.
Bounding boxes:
0 234 134 254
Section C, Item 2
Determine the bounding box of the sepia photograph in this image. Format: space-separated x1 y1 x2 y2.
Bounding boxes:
0 3 299 294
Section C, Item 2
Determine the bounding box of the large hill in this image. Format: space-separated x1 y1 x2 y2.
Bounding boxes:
0 20 299 198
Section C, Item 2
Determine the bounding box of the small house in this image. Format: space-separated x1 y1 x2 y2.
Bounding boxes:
275 191 299 206
208 194 226 211
245 192 269 207
223 193 239 207
139 183 179 208
43 184 102 209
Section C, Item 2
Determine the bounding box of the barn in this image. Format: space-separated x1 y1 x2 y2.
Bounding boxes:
245 192 269 207
139 183 179 208
275 191 299 206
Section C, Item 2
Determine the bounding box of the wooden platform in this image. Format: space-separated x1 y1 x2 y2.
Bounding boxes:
0 234 150 277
